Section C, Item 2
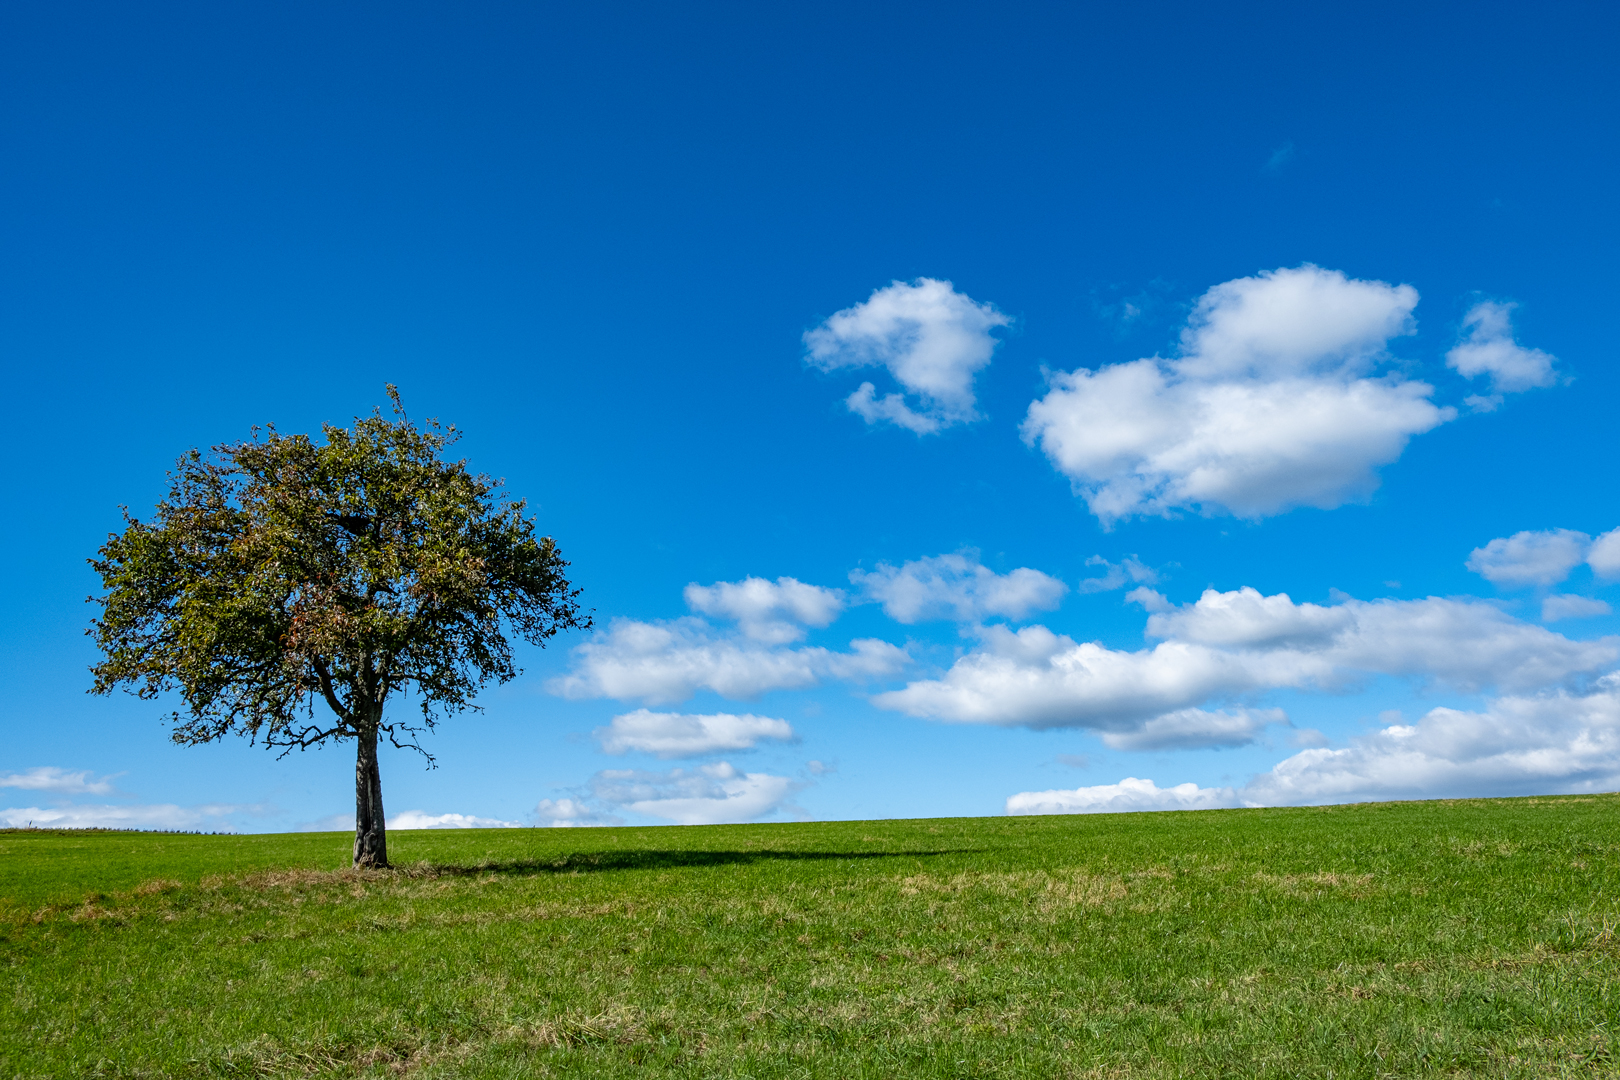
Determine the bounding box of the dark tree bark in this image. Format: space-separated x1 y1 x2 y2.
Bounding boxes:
354 722 388 868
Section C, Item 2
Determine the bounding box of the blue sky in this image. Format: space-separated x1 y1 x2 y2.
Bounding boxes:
4 1 1619 831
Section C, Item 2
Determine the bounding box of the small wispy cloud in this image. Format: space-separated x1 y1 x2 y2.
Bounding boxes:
594 709 797 758
1090 282 1174 336
0 766 117 796
1467 528 1593 587
1448 300 1559 410
1077 555 1160 594
850 550 1066 624
1263 142 1296 173
805 278 1010 434
1542 595 1612 622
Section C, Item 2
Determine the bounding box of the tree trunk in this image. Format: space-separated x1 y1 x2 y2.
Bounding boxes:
354 722 389 868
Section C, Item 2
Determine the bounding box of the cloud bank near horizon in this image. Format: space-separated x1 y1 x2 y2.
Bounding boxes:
874 586 1617 743
1008 674 1620 815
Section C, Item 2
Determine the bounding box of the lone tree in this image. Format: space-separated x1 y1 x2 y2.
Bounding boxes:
88 389 588 866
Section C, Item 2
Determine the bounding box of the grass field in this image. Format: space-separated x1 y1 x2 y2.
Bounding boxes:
3 795 1619 1078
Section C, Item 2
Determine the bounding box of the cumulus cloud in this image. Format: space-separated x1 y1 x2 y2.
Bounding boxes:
0 802 245 831
850 551 1067 624
0 766 116 795
1467 526 1620 588
1007 777 1238 815
1010 676 1620 815
1246 675 1620 805
1098 708 1287 751
594 709 796 758
1543 595 1612 622
1467 529 1591 587
1022 265 1453 523
389 810 523 829
683 576 844 644
550 616 907 704
1125 586 1173 613
1446 301 1558 409
875 622 1266 732
1077 555 1160 594
590 762 801 825
874 587 1619 733
1150 587 1616 693
804 278 1010 434
1589 528 1620 579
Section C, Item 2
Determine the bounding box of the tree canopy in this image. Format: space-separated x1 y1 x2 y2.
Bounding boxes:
89 389 589 865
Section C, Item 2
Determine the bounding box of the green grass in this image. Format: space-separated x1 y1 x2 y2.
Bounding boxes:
3 795 1619 1078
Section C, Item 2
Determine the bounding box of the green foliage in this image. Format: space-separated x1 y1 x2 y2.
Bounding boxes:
4 796 1620 1077
87 388 589 758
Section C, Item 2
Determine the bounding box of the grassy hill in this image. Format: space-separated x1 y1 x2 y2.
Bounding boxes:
3 795 1618 1078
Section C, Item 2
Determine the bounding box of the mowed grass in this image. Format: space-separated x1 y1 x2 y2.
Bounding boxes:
3 796 1619 1078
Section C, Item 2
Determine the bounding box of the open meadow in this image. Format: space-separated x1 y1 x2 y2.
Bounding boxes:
3 795 1619 1078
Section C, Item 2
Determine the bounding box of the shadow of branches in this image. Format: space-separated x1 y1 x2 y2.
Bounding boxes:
419 848 982 877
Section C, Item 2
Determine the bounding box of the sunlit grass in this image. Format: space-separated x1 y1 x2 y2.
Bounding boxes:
4 795 1619 1077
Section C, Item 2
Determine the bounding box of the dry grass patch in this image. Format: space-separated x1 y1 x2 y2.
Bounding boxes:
897 869 1129 914
1250 870 1377 897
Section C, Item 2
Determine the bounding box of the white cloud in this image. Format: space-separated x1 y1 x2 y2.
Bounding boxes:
1077 555 1160 594
1021 265 1453 523
804 278 1010 434
1590 528 1620 579
1008 677 1620 815
550 616 907 704
1174 265 1418 380
874 623 1263 731
1007 777 1238 815
0 802 244 831
1125 586 1173 613
1245 675 1620 805
874 587 1619 732
0 766 115 795
533 798 623 828
1543 595 1613 622
1467 529 1591 587
1145 585 1349 650
594 709 796 758
1446 300 1558 406
590 762 801 825
1098 708 1286 751
850 551 1067 624
1148 587 1617 694
683 576 844 644
1466 526 1620 587
388 810 523 829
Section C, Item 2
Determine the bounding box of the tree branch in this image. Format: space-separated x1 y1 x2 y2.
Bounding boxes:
310 656 353 726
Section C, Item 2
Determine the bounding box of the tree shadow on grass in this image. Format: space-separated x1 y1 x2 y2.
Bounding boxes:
423 848 984 878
